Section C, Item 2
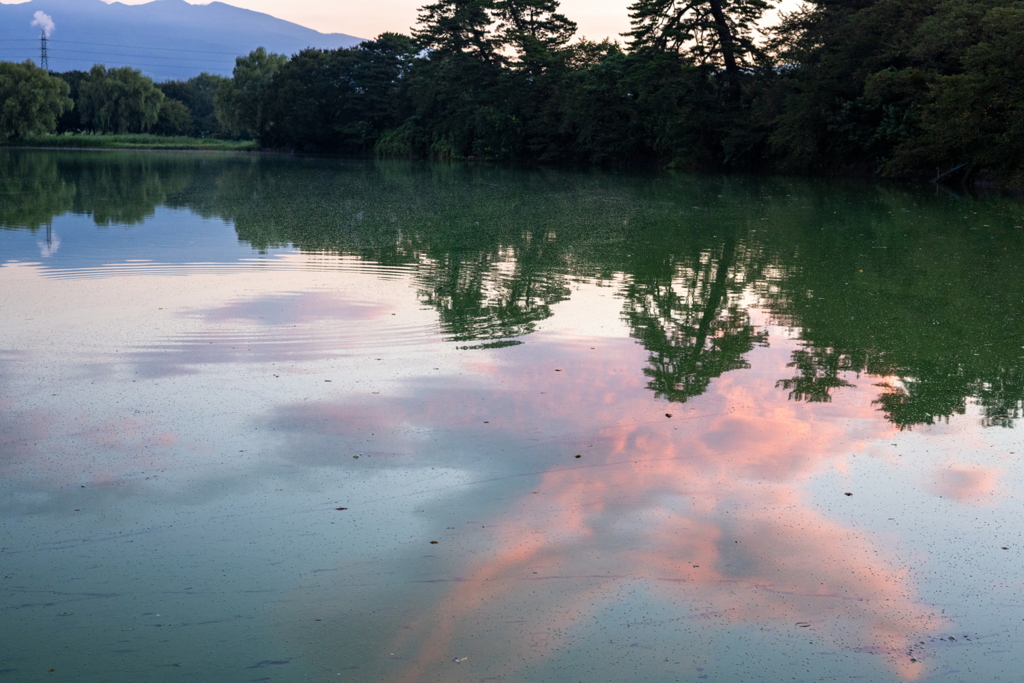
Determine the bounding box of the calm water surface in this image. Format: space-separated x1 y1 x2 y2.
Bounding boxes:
2 149 1023 682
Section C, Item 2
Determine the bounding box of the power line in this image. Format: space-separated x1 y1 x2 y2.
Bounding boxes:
0 51 233 73
37 48 234 64
1 44 240 70
44 58 233 72
0 51 236 66
0 38 273 56
52 39 247 56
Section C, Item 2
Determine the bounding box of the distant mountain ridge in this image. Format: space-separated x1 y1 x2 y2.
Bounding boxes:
0 0 364 81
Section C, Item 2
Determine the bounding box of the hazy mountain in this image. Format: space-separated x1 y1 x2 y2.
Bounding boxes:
0 0 364 81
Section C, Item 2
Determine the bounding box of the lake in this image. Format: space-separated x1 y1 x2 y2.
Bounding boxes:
1 149 1023 682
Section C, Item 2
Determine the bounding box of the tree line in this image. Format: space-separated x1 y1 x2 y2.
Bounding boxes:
0 60 227 139
2 0 1022 184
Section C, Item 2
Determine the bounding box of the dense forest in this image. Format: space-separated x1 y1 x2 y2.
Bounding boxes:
1 0 1023 184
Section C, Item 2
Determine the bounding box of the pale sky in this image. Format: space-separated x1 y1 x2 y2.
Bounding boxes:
2 0 799 43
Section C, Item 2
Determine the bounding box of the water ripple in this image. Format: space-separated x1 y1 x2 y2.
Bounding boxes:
35 254 418 280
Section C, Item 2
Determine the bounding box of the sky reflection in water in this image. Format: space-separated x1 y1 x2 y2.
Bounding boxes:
1 150 1023 682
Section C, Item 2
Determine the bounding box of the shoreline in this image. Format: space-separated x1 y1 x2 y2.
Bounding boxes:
4 142 1021 192
1 134 257 152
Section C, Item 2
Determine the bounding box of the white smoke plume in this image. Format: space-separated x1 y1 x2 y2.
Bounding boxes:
32 11 55 38
38 232 60 258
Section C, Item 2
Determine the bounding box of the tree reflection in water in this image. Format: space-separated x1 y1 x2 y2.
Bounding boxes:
623 234 768 403
4 149 1024 428
775 347 856 403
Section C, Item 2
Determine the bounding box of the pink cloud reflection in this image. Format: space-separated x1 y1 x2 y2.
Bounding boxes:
287 340 945 682
931 465 1001 503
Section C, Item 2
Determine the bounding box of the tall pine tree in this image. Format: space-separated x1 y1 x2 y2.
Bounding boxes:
492 0 577 71
415 0 500 64
626 0 773 96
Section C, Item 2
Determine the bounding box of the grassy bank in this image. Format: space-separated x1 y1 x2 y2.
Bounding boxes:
5 134 257 151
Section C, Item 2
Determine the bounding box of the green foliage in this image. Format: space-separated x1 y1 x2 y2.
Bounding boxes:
262 34 418 153
492 0 577 71
405 2 516 159
10 0 1012 182
0 150 200 230
627 0 774 99
887 3 1024 182
628 53 726 167
415 0 501 63
153 99 194 136
157 73 228 137
550 43 647 164
0 61 72 142
55 70 87 133
214 48 287 139
0 150 75 228
374 123 420 157
764 0 1024 183
399 48 511 159
78 65 165 134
